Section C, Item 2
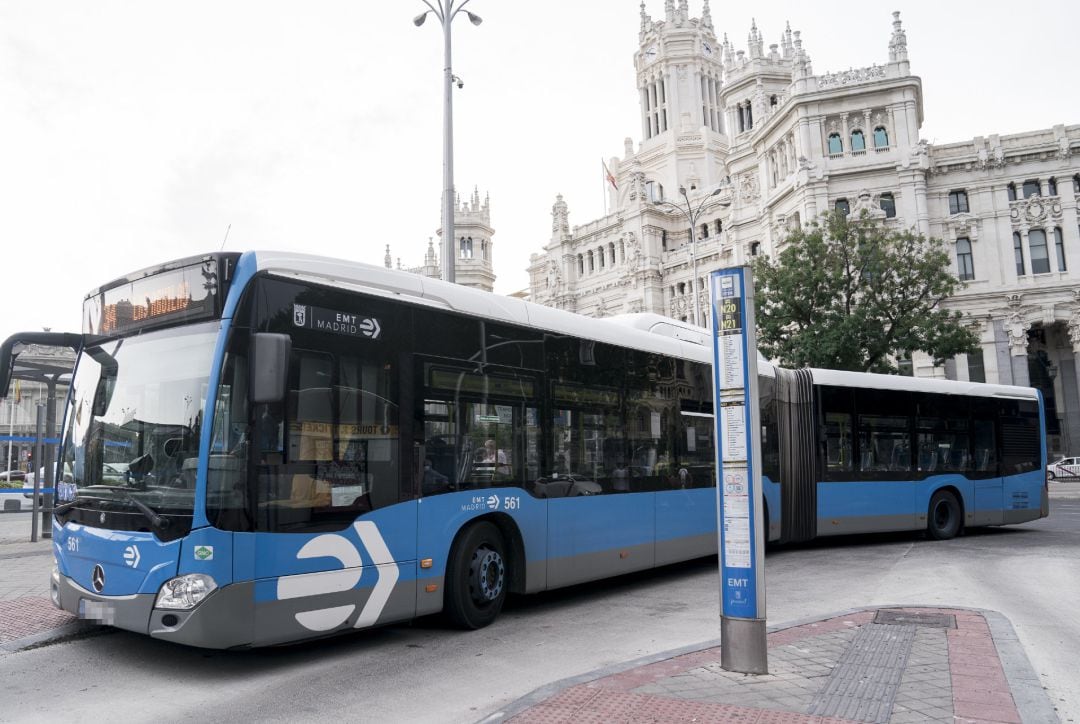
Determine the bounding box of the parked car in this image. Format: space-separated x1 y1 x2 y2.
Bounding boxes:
24 463 74 499
1047 457 1080 480
0 470 26 483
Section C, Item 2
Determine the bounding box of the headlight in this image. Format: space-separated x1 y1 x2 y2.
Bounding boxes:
155 574 218 610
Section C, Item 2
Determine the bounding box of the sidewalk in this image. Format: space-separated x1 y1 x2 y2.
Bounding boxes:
0 513 86 652
486 606 1057 723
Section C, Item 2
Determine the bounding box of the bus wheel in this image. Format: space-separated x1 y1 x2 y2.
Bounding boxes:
445 522 507 629
927 490 961 541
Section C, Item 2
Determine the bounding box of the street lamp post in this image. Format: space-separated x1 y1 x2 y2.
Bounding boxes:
414 1 482 284
658 186 728 327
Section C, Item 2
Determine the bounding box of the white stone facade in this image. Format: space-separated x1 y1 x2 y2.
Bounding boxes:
526 1 1080 457
388 187 497 294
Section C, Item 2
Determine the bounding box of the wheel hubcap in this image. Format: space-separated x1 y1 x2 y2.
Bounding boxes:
934 502 951 528
470 547 505 603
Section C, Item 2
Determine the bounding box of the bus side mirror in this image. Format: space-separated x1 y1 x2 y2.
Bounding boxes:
250 333 291 404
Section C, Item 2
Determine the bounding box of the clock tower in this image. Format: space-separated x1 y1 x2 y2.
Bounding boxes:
632 0 728 199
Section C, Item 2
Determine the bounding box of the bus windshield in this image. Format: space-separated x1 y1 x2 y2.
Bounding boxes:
58 322 220 532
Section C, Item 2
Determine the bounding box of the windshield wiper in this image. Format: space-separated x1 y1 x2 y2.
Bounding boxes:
61 488 169 533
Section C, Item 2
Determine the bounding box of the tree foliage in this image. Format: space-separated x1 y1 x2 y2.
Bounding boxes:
752 212 978 373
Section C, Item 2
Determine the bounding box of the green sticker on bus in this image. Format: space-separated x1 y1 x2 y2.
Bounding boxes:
194 545 214 561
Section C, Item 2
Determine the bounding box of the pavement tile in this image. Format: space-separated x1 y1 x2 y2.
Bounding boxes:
952 700 1022 723
0 595 73 643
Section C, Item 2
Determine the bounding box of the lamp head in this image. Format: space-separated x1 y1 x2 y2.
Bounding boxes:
466 11 483 26
678 186 688 197
413 11 429 27
710 187 722 196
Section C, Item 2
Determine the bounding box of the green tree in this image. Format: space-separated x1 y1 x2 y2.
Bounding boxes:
752 211 978 373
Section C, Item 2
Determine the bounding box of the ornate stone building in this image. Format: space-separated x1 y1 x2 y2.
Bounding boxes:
387 187 497 293
526 1 1080 456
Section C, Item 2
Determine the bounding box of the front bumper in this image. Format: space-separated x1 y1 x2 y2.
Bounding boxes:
53 571 254 649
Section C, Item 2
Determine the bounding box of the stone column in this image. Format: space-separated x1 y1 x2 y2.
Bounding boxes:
1007 315 1031 387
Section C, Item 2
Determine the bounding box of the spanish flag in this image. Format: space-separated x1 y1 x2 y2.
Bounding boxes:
602 159 618 190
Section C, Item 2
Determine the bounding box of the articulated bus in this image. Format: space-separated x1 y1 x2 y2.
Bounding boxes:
0 252 1047 648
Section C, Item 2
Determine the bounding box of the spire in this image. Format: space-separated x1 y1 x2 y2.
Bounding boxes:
425 238 436 265
639 1 650 37
664 0 674 22
701 0 713 30
888 11 908 62
677 0 689 23
384 244 392 269
781 21 793 58
748 19 764 59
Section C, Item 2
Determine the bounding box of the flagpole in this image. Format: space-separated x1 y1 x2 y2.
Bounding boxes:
601 157 608 216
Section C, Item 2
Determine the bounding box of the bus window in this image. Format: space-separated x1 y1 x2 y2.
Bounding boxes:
916 395 971 474
255 346 400 533
820 386 854 479
999 399 1041 475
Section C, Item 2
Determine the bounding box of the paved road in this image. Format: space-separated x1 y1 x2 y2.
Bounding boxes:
0 500 1077 723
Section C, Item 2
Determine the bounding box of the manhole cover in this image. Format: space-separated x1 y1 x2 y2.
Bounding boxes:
874 610 956 628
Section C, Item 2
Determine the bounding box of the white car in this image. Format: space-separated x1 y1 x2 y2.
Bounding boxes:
24 463 74 499
1047 457 1080 480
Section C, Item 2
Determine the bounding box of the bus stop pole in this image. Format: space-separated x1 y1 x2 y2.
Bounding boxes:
41 380 56 539
30 403 44 543
710 266 768 675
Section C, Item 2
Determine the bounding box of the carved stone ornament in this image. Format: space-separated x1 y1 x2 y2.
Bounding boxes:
1069 313 1080 353
627 171 647 202
737 173 760 203
817 64 886 90
546 260 562 294
850 190 886 220
1005 312 1030 355
1009 196 1064 228
946 213 979 242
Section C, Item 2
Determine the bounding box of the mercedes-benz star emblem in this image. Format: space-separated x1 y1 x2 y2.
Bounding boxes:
91 564 105 593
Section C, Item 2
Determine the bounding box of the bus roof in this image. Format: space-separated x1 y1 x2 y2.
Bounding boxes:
808 367 1038 400
251 250 714 363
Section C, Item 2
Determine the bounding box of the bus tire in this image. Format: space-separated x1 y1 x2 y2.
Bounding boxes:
445 521 508 630
927 490 961 541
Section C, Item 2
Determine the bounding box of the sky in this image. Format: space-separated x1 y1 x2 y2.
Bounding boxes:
1 0 1079 341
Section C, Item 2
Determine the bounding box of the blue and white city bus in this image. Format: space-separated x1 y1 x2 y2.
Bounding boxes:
0 251 1047 648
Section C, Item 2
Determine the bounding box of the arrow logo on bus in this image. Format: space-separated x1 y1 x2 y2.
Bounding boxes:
486 495 500 510
123 544 140 568
276 522 399 632
359 318 381 339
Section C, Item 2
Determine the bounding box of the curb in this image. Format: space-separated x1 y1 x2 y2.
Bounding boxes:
477 604 1058 724
0 621 96 655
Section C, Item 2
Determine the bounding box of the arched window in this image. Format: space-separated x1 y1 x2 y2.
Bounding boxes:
481 239 487 260
661 230 668 250
620 240 626 262
597 247 605 269
827 133 843 155
1029 229 1050 274
750 242 761 257
578 254 584 275
834 198 850 216
588 251 595 272
609 242 616 265
459 237 473 259
1055 227 1067 271
701 223 709 238
1048 177 1058 196
678 282 686 295
850 129 866 153
1013 232 1025 276
873 127 889 148
1022 179 1041 198
1074 174 1080 193
1007 183 1017 202
956 238 974 281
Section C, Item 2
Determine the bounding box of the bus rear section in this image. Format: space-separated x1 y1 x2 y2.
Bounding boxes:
759 367 1047 543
